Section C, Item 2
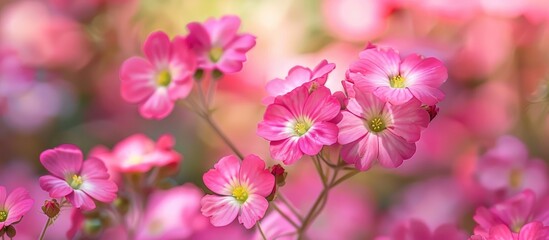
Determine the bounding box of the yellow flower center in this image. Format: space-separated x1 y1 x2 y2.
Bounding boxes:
209 46 224 62
389 75 406 88
293 117 313 136
156 71 172 87
70 174 84 189
0 210 7 222
368 117 386 133
232 186 249 203
509 169 523 189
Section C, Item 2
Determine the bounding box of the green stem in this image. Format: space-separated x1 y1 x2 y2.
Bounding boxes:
277 193 304 222
257 222 268 240
38 218 52 240
272 203 300 229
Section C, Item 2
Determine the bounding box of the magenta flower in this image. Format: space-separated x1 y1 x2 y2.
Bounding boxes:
201 155 274 229
376 219 467 240
120 31 196 119
0 187 33 230
263 60 336 104
338 89 429 170
39 144 118 210
476 135 548 198
257 85 340 165
347 45 447 105
472 190 549 239
186 15 256 74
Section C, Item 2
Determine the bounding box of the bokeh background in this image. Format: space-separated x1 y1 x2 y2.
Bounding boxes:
1 0 549 239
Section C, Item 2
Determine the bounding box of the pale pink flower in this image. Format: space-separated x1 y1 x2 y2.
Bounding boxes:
263 60 336 104
472 190 549 239
136 184 208 240
476 135 548 199
120 31 196 119
91 134 181 174
201 155 274 229
186 15 255 74
338 89 429 170
39 144 118 210
347 45 447 105
257 85 340 165
376 219 467 240
0 187 33 230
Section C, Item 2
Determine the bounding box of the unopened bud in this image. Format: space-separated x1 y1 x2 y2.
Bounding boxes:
193 69 205 81
212 69 223 80
41 199 60 218
270 164 287 186
5 225 15 238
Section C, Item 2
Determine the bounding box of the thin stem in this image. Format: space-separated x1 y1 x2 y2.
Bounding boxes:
312 157 327 187
206 77 217 106
257 222 268 240
330 170 360 188
38 218 52 240
272 203 300 229
277 193 304 222
298 188 328 239
202 115 244 159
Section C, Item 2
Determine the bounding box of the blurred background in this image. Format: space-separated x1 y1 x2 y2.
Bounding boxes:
1 0 549 238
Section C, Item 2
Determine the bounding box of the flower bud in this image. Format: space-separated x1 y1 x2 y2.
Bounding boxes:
41 199 61 218
270 164 287 186
422 104 439 121
5 225 16 238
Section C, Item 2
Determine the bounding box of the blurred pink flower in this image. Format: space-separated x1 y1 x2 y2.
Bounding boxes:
0 186 33 230
347 45 447 105
263 60 335 105
120 31 196 119
136 184 207 240
376 219 467 240
476 135 548 200
201 155 274 229
472 190 549 239
338 89 429 170
186 15 255 74
257 85 340 164
39 144 118 210
91 134 182 176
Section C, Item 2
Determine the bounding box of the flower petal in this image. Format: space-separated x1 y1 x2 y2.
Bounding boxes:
274 85 308 118
144 31 172 66
377 131 416 168
270 138 303 165
80 179 118 203
400 55 447 88
201 195 239 227
257 104 294 141
299 122 338 155
239 155 274 197
40 144 83 178
389 98 429 142
138 88 174 120
81 157 110 180
338 111 368 145
407 85 445 105
39 175 73 198
203 155 241 195
373 86 414 105
341 134 378 171
67 190 96 210
303 86 340 122
120 57 156 103
239 194 269 229
5 187 31 211
0 186 6 207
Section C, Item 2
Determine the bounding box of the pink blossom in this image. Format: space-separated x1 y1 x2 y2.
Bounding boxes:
472 190 549 239
120 31 196 119
201 155 274 229
0 187 33 230
39 144 118 210
338 89 429 170
476 135 548 199
263 60 336 104
347 45 447 105
186 15 255 74
257 85 340 165
91 134 182 174
136 184 208 240
376 219 467 240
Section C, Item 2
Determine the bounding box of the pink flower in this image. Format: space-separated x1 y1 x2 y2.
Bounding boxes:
472 190 549 239
347 45 447 105
136 184 207 240
0 187 33 230
376 219 467 240
338 89 429 170
476 135 548 199
91 134 182 174
39 144 118 210
201 155 274 229
257 85 340 165
120 31 196 119
186 15 255 74
263 60 336 104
